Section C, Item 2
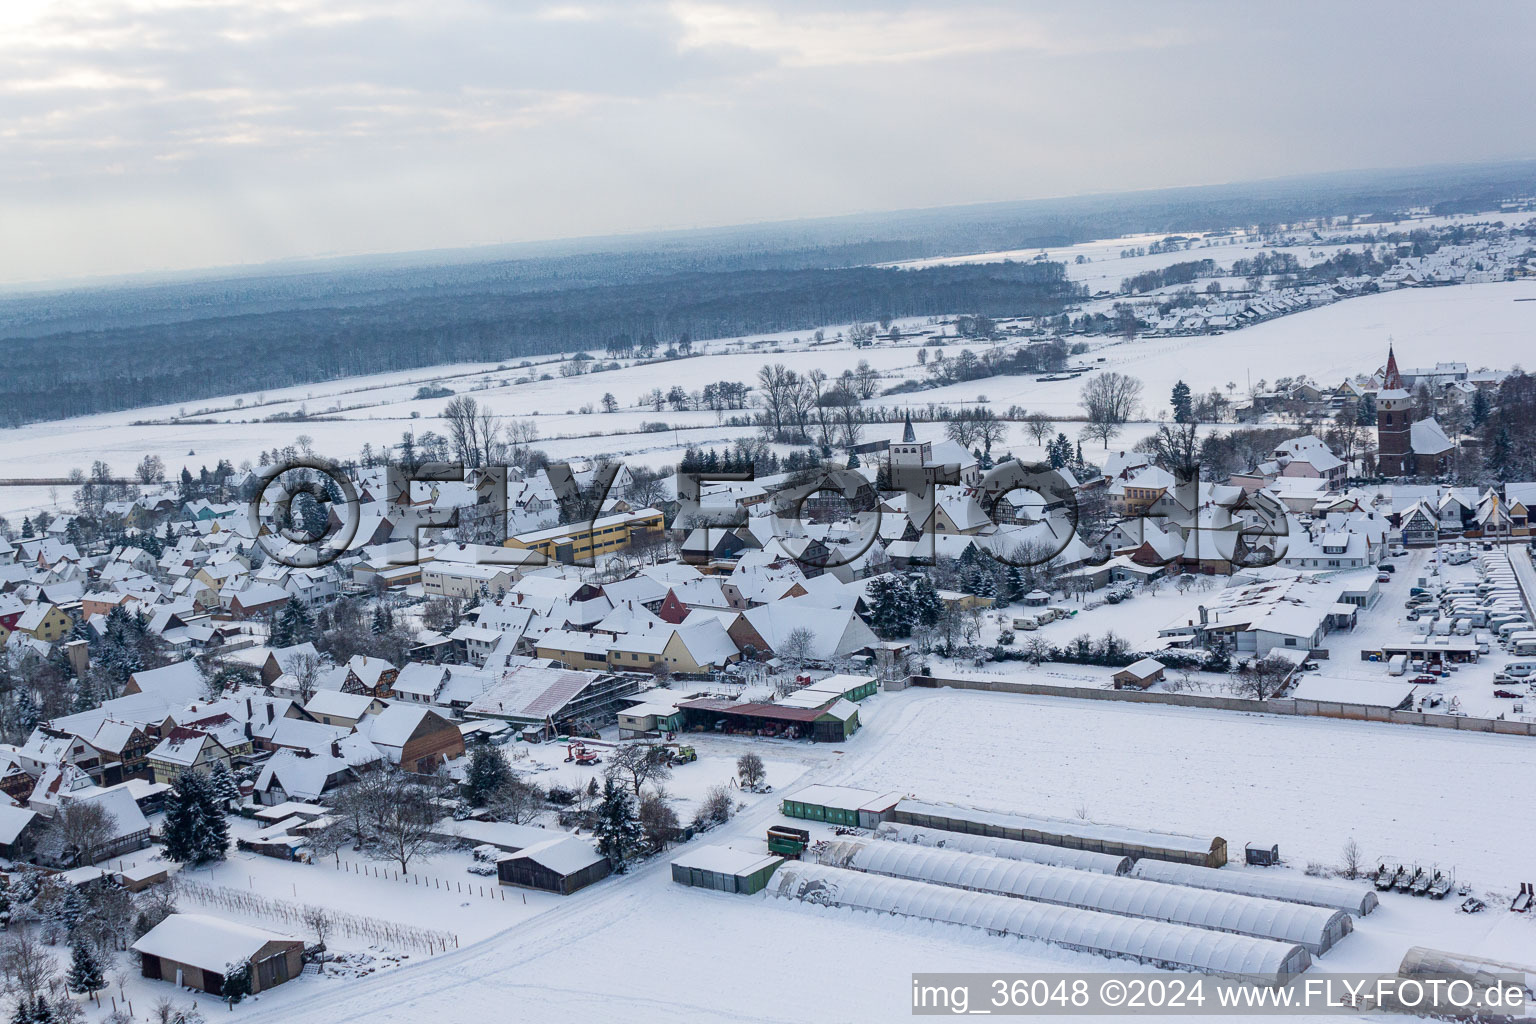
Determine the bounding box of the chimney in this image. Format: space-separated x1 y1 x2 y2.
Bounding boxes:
1198 605 1209 626
331 740 341 758
267 703 275 723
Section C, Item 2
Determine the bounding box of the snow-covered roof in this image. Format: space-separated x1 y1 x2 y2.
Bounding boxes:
895 799 1220 858
303 690 379 720
357 704 438 748
0 804 38 844
670 844 780 877
1130 860 1377 917
771 864 1309 982
132 914 299 973
876 823 1129 875
814 840 1346 954
128 661 206 706
500 835 606 875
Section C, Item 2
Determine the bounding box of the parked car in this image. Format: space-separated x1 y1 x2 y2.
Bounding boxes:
1377 573 1392 583
1380 563 1396 573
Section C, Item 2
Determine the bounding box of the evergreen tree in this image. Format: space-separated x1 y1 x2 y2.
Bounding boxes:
1046 433 1072 469
593 777 641 871
20 517 32 539
865 575 913 639
0 876 10 929
14 689 39 734
160 770 229 865
1470 387 1491 428
1003 564 1026 605
207 760 239 808
221 961 252 1005
53 886 86 934
1171 380 1193 423
67 940 104 996
274 597 315 647
1486 427 1515 481
463 745 511 805
371 604 392 636
1355 393 1377 426
910 573 945 629
971 568 998 600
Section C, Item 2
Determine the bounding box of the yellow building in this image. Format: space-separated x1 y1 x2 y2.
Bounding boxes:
507 508 664 565
14 603 72 644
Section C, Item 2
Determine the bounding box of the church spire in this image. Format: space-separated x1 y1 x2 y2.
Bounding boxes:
1383 340 1403 390
901 411 916 443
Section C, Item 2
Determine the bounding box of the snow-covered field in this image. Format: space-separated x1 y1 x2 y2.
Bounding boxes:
204 686 1536 1024
5 279 1535 524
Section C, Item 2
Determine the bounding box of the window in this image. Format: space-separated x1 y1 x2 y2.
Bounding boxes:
1284 638 1297 646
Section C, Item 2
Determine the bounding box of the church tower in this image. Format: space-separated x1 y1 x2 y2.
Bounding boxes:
890 411 930 467
1375 343 1414 475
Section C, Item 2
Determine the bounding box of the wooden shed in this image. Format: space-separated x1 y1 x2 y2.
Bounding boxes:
497 836 611 895
133 914 303 995
1112 657 1166 690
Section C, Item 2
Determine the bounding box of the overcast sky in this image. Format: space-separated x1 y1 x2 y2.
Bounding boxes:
4 0 1536 285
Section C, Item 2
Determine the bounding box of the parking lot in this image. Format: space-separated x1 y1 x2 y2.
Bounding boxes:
1320 543 1536 720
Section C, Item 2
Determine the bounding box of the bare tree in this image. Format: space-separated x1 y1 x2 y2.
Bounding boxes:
736 752 767 791
54 800 117 867
945 415 981 450
778 627 816 670
1228 653 1294 701
1145 421 1202 477
367 777 442 874
1081 372 1144 425
605 743 672 797
1080 421 1120 450
1024 412 1056 447
637 787 681 853
692 784 736 830
973 408 1007 456
287 650 324 705
1341 837 1362 879
487 776 545 825
0 930 58 1003
442 396 499 468
302 906 333 971
314 768 438 872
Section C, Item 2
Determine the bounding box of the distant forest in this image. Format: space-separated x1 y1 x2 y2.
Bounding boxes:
0 262 1079 426
2 159 1533 426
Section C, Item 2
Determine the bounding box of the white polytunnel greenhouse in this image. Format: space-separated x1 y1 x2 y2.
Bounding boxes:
813 840 1352 954
892 798 1227 867
876 822 1132 875
1129 860 1378 917
771 864 1312 984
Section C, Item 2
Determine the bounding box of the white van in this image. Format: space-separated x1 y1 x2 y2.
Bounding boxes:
1388 654 1407 676
1498 621 1534 641
1012 616 1039 631
1474 633 1493 654
1514 639 1536 658
1454 618 1472 636
1502 660 1536 678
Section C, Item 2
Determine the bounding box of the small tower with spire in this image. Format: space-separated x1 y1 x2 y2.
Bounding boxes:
1376 339 1414 475
891 410 930 467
